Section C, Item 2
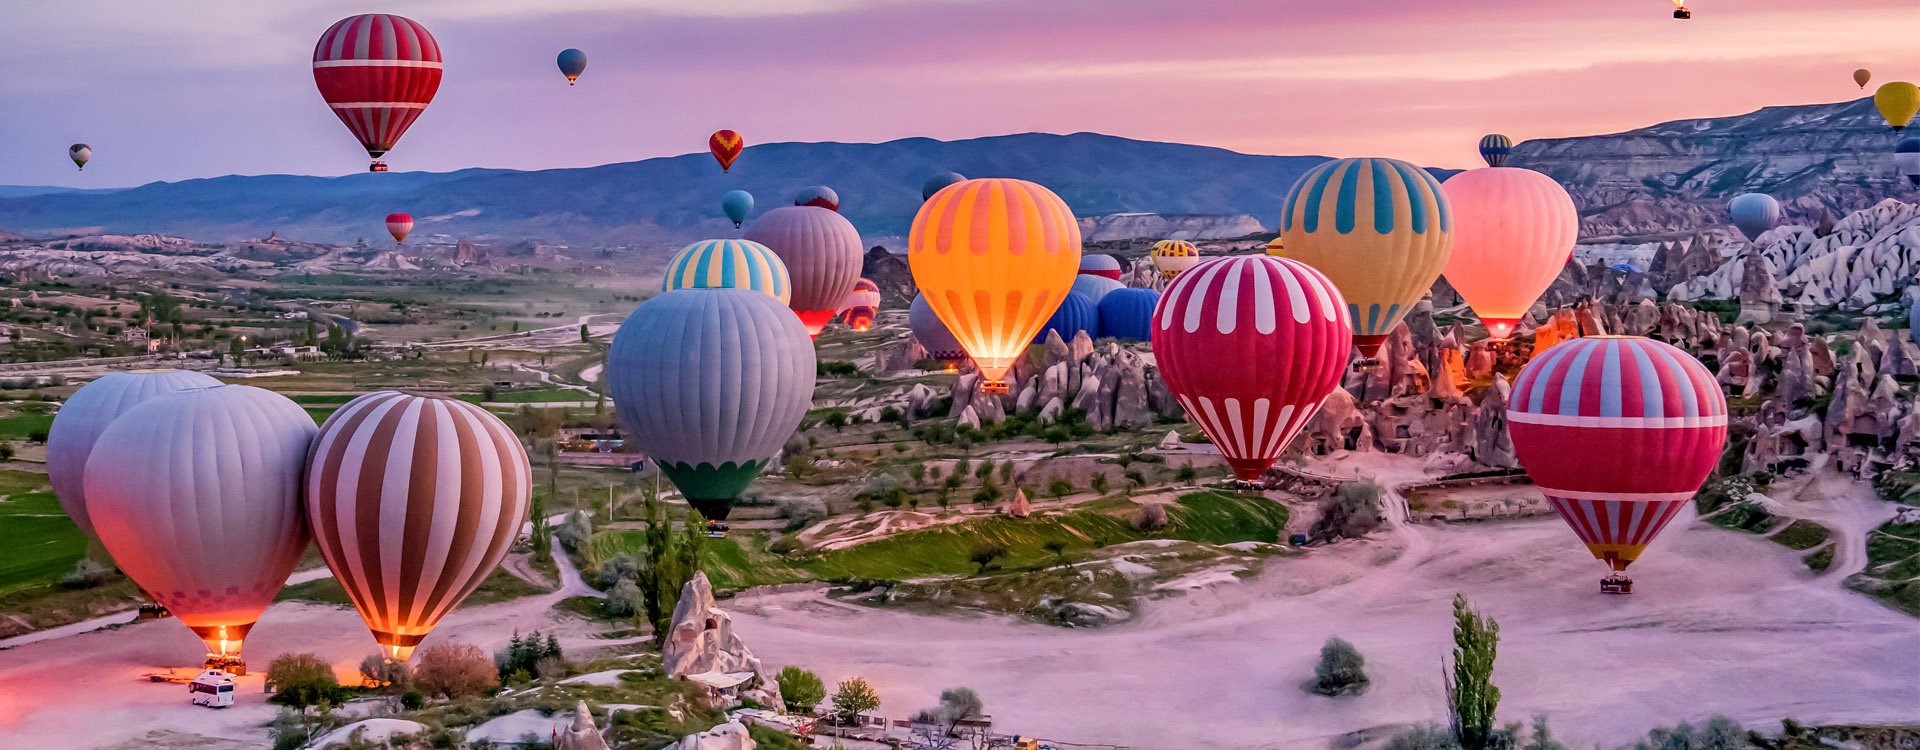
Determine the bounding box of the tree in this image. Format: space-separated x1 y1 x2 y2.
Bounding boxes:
1123 469 1146 495
635 494 704 642
1089 472 1110 496
555 509 594 552
1042 539 1069 565
974 460 993 482
908 462 928 487
1445 593 1501 750
414 642 499 699
776 666 827 714
914 687 984 737
1176 463 1197 483
1312 478 1385 542
266 652 344 742
580 323 590 343
968 542 1007 574
1630 716 1751 750
1133 504 1168 531
953 456 971 481
1309 637 1369 696
358 654 410 691
1520 715 1565 750
0 442 15 462
1048 478 1073 501
997 461 1015 485
831 677 881 725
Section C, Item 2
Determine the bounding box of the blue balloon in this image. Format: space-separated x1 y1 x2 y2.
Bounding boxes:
556 48 587 84
1095 287 1160 342
921 172 966 201
1610 262 1641 274
1728 193 1781 243
1478 134 1512 167
722 190 754 228
1033 291 1098 345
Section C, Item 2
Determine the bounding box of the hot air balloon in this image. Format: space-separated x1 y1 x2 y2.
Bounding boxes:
1097 288 1160 342
1508 336 1727 593
837 278 882 332
709 130 744 172
607 289 815 521
1071 275 1125 305
1478 134 1513 167
1034 291 1098 345
722 190 754 228
1265 236 1285 256
1896 137 1920 188
69 144 91 171
1728 193 1781 243
1876 82 1919 133
557 48 587 85
313 14 443 172
1671 0 1691 19
922 172 966 202
743 206 864 338
85 385 316 666
1441 167 1579 340
1150 240 1200 280
1077 254 1123 280
909 294 968 369
661 239 791 303
386 212 414 244
1854 69 1872 89
306 391 530 660
1153 256 1352 481
47 370 220 542
795 186 840 211
1280 157 1453 361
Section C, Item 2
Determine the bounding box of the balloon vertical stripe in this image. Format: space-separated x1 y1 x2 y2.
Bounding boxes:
47 369 221 539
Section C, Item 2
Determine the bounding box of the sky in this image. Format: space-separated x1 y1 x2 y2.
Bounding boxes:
2 0 1916 187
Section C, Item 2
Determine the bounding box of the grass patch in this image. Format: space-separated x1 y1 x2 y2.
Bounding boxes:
1803 546 1834 574
278 567 547 606
466 388 590 404
0 413 53 442
0 470 87 596
1770 520 1831 551
1846 520 1920 617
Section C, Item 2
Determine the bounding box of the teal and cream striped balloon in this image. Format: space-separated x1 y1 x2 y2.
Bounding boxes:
661 239 792 304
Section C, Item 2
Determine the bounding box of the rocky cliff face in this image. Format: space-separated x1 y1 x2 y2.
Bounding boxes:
1667 199 1920 310
1515 98 1909 239
1076 213 1265 242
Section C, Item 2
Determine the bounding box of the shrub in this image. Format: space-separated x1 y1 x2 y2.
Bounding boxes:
606 578 643 617
777 498 827 531
912 687 984 736
1631 715 1754 750
1312 478 1385 541
358 654 410 690
1309 637 1369 696
1133 504 1168 531
415 642 499 699
776 665 827 713
554 510 594 552
968 543 1008 574
266 652 345 711
59 558 110 589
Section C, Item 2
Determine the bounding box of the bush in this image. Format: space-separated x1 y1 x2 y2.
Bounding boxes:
777 498 827 531
968 543 1008 574
776 665 827 713
415 642 499 699
358 654 410 690
1631 715 1754 750
59 558 110 589
1132 504 1168 531
1309 637 1369 696
554 510 594 552
606 578 643 617
1311 478 1384 541
266 652 345 710
768 536 803 555
912 687 985 736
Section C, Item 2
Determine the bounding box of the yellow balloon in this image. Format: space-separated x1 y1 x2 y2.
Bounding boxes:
1149 239 1199 279
1280 157 1453 360
1265 236 1285 256
1876 81 1919 132
909 178 1081 391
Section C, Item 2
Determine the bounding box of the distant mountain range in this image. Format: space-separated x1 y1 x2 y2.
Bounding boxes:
0 134 1326 247
0 97 1907 247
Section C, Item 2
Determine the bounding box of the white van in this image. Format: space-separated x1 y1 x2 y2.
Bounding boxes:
188 670 237 708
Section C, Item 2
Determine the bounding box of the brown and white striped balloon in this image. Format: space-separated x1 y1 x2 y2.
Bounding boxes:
305 391 531 660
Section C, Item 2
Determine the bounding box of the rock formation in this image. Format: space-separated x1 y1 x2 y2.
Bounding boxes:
554 701 612 750
663 722 756 750
661 572 782 710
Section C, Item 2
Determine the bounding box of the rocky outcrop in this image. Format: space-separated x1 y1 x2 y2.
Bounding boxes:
661 572 782 710
555 701 612 750
1077 213 1264 242
1669 200 1920 311
664 722 756 750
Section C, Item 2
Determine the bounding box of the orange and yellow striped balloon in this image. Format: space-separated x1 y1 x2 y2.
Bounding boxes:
909 178 1081 391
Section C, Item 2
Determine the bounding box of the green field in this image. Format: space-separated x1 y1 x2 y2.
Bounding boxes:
589 491 1289 591
278 566 549 606
0 470 86 596
0 412 53 442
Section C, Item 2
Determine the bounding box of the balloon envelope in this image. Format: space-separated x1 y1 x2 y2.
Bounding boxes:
795 186 840 211
85 385 316 657
313 15 442 165
661 239 791 304
47 369 220 540
722 190 754 227
1441 167 1578 339
1152 256 1352 480
69 144 91 170
1070 275 1125 305
607 289 816 520
306 391 531 660
709 130 744 172
1895 137 1920 187
1078 254 1123 280
1280 157 1453 359
836 278 882 332
909 178 1081 389
1854 68 1872 89
1728 193 1781 242
1508 336 1727 574
921 172 966 201
909 294 967 365
557 48 587 84
1875 82 1919 132
1034 291 1098 345
1478 134 1513 167
1096 287 1160 342
1150 240 1199 279
386 212 413 243
743 206 865 338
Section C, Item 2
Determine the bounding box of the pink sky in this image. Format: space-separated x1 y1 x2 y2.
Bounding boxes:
1 0 1915 186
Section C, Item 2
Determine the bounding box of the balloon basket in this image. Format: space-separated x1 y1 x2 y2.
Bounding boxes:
137 602 172 621
1672 7 1690 18
1232 479 1267 491
982 381 1010 394
1600 574 1633 595
1351 358 1382 372
204 654 247 676
369 161 390 173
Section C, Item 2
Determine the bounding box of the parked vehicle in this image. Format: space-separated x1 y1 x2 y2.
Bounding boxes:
188 670 236 708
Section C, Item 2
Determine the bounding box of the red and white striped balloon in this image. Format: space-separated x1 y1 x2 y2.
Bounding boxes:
312 14 442 165
1508 336 1727 574
1151 256 1352 480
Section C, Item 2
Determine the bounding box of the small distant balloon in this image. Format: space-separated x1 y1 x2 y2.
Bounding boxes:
1671 0 1691 19
69 144 91 171
1875 82 1919 133
1265 236 1285 256
921 172 966 201
1728 193 1781 243
1478 134 1512 167
795 185 840 211
722 190 754 227
709 129 744 172
386 212 413 244
557 48 587 85
1853 68 1872 89
1150 240 1200 280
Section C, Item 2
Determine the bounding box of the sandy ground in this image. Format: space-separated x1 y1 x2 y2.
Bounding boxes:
731 454 1920 750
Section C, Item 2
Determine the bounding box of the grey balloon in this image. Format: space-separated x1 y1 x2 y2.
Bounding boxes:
605 288 816 519
46 369 221 538
909 293 966 361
